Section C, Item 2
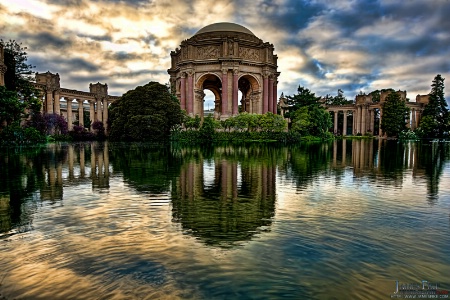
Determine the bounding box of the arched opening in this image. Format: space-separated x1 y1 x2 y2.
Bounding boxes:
196 73 222 119
203 90 215 117
238 75 260 114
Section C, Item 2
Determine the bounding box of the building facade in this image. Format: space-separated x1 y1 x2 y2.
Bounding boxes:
168 22 280 119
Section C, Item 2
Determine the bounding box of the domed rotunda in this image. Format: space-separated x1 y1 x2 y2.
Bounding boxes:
168 22 279 119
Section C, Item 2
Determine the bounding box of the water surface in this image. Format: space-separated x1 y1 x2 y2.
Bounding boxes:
1 140 449 299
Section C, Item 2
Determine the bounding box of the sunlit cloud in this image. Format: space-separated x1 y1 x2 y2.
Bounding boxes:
0 0 448 100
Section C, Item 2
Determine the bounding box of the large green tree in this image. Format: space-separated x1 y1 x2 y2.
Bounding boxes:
286 85 320 118
286 85 332 137
381 92 410 137
419 74 449 138
0 86 25 128
0 40 41 113
108 81 184 141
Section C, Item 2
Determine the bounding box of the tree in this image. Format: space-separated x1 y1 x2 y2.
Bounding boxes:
381 92 410 137
325 89 353 105
419 74 449 138
0 86 25 128
286 85 332 137
286 85 320 118
291 105 332 137
108 81 184 141
0 40 41 113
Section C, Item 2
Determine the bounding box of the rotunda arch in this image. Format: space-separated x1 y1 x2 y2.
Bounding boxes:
238 74 261 114
196 73 222 118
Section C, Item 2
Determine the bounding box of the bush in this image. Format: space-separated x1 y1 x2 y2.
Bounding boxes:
0 124 46 145
68 125 96 141
399 130 419 140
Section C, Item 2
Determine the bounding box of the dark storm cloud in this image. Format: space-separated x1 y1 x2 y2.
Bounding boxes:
19 32 74 51
104 51 140 61
31 56 100 73
235 0 323 33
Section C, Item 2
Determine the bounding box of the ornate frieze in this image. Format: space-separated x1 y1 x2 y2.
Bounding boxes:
197 46 220 59
239 47 260 61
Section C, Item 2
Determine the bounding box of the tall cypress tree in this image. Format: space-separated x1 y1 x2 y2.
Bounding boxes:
420 74 449 138
381 92 410 137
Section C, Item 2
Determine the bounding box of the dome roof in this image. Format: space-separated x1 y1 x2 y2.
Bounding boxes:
194 22 255 36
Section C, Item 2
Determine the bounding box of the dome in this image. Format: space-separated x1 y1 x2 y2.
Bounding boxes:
194 22 255 36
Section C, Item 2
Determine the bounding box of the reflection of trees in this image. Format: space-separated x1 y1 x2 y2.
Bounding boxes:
416 142 449 204
109 143 183 193
0 144 67 234
171 145 280 248
283 142 333 189
375 140 407 186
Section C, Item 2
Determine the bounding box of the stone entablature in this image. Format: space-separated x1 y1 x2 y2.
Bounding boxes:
33 71 119 131
168 22 280 119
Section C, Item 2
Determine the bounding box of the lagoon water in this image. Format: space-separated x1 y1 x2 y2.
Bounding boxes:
0 140 449 299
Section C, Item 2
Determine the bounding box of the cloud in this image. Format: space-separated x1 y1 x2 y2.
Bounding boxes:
1 0 449 101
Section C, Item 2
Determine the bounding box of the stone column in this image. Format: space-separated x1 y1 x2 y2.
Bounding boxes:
361 105 366 134
89 101 95 130
103 98 108 128
46 89 53 113
180 73 186 111
97 98 102 123
343 111 347 136
221 69 228 116
334 111 338 133
263 73 269 113
54 90 60 115
232 70 239 115
411 108 416 130
187 71 194 115
357 106 362 134
369 109 374 133
273 81 278 114
77 99 84 127
66 98 73 130
269 76 274 113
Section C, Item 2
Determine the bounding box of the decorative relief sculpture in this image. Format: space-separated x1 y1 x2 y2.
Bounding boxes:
239 47 260 60
228 39 234 56
197 46 219 59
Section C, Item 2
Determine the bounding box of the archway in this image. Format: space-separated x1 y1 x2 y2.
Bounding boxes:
238 75 260 114
196 73 222 119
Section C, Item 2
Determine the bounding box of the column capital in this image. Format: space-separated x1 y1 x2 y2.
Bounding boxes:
222 68 229 74
186 70 194 77
180 72 187 79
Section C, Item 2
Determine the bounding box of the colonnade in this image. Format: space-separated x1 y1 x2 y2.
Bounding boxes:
328 104 424 137
34 72 119 131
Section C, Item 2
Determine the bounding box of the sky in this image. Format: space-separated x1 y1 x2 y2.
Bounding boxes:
1 0 450 108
